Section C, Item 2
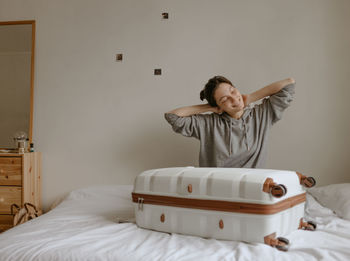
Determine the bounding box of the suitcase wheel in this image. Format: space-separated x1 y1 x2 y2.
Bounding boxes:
299 219 317 231
303 177 316 188
277 237 290 245
305 221 317 231
276 237 290 252
271 184 287 198
276 244 289 252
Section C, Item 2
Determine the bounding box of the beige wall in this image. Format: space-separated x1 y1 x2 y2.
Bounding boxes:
1 0 349 211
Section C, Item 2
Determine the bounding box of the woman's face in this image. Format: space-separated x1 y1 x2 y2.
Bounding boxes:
214 82 244 112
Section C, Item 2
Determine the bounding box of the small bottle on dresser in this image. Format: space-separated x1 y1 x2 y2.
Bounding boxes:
29 143 34 152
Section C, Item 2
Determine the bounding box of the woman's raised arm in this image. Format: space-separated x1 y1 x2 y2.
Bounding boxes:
166 104 222 117
244 78 295 106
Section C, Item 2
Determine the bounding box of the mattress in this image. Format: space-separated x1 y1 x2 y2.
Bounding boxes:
0 185 349 261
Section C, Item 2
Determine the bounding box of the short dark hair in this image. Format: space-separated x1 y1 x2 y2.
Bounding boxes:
200 76 233 107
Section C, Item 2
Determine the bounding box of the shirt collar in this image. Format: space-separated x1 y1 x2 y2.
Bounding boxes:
221 108 250 123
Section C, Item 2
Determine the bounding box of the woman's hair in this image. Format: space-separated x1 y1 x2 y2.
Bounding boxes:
200 76 233 107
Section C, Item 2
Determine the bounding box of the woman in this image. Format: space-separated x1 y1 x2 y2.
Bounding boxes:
164 76 295 168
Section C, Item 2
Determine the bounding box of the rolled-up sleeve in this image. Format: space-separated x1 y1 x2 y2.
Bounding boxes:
263 83 295 124
164 113 206 139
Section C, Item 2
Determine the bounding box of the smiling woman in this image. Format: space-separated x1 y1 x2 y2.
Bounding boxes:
214 83 245 119
164 76 295 168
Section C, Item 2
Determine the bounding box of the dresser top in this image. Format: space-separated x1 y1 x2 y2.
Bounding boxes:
0 152 38 157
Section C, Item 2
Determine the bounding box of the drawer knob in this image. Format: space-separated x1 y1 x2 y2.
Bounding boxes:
0 169 4 174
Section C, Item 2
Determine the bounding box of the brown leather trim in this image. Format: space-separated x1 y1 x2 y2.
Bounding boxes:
132 192 306 215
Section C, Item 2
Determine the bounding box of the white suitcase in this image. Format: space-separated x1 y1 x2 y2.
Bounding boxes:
132 167 316 251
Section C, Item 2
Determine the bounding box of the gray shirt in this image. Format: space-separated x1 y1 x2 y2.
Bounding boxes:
164 83 295 168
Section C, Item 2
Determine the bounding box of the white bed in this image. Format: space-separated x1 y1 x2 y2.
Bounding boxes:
0 184 350 261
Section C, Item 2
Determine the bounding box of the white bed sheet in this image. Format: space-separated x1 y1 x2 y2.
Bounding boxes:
0 185 350 261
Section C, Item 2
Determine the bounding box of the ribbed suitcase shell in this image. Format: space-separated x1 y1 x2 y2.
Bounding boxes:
132 167 306 243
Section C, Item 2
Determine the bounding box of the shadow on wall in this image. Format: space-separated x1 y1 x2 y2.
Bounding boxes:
117 126 199 173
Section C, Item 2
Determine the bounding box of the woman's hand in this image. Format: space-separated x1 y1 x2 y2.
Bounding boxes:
287 77 296 84
242 94 250 108
210 106 224 114
202 104 223 114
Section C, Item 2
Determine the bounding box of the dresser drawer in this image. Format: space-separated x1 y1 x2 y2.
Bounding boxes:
0 215 13 232
0 187 21 214
0 157 22 186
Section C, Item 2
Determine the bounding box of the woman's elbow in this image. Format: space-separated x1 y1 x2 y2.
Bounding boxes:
286 77 296 85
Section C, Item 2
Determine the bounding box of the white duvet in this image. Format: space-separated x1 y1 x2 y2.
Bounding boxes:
0 185 350 261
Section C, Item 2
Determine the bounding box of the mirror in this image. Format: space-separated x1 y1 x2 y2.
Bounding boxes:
0 20 35 148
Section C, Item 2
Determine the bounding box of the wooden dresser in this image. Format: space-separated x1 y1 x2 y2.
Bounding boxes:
0 152 41 232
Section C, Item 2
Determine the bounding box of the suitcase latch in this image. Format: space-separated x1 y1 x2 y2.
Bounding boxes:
137 197 144 211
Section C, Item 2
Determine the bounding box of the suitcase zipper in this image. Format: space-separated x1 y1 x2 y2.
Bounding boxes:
133 192 306 215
